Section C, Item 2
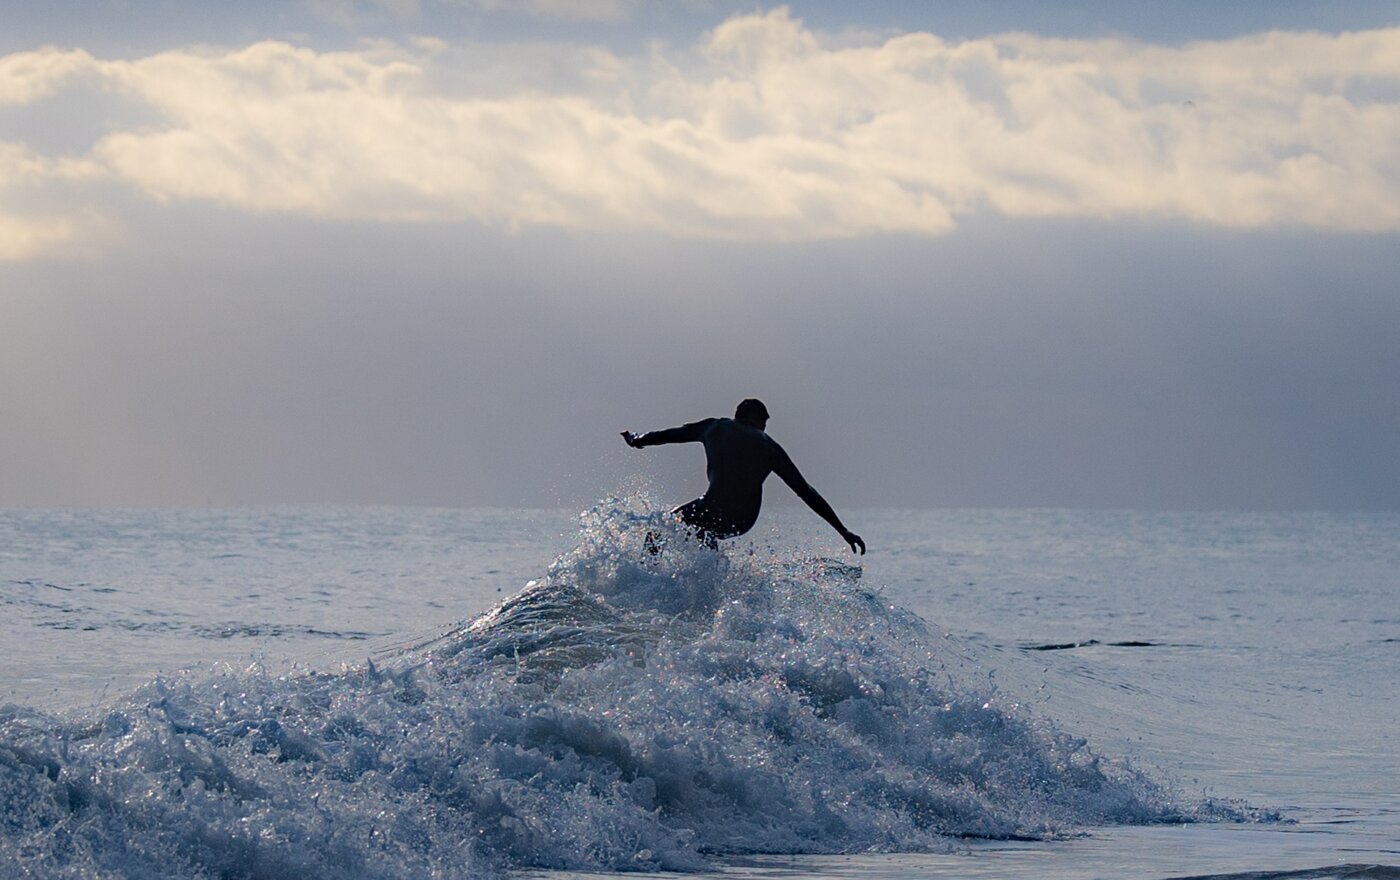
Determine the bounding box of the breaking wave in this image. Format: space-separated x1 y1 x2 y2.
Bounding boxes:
1 495 1227 879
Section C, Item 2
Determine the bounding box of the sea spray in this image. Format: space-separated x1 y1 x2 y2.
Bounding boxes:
2 494 1206 878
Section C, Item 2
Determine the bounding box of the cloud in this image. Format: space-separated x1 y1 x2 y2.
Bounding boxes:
0 212 77 260
0 48 99 106
0 140 107 259
1 8 1398 256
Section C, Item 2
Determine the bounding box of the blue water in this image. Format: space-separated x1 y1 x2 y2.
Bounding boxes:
1 500 1396 879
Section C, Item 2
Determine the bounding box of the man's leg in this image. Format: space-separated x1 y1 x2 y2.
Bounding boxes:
675 499 726 548
643 498 703 555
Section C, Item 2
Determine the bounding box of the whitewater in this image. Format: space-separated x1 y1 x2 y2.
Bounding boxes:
1 499 1396 879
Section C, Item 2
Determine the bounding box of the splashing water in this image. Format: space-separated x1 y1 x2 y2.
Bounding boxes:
0 495 1227 879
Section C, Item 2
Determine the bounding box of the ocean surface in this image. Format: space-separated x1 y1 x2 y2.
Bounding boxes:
1 499 1396 879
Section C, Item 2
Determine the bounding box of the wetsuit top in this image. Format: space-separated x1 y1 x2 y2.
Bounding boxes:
631 417 843 538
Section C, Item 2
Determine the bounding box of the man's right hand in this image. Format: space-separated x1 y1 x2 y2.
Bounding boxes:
621 431 642 448
842 530 866 555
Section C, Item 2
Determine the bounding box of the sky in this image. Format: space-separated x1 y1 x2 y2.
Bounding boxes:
2 0 1398 511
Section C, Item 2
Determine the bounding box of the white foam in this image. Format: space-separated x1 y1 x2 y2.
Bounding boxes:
0 494 1206 878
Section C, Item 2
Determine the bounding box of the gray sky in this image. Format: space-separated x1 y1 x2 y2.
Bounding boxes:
2 1 1398 510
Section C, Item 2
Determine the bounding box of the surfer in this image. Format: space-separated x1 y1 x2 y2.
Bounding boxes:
622 398 865 554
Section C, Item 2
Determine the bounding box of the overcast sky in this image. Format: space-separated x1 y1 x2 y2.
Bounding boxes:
2 1 1398 510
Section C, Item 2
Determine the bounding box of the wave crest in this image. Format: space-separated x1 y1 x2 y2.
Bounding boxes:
1 495 1211 878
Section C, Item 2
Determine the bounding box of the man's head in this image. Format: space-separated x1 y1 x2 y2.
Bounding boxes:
735 398 769 429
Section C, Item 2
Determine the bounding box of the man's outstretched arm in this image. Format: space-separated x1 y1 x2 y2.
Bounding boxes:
772 449 866 555
621 419 714 449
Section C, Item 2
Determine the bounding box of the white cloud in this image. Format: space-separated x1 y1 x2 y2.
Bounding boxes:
0 141 107 259
0 212 78 260
0 48 99 106
1 8 1398 257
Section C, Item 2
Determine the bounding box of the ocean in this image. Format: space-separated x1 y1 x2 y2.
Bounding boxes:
1 499 1396 879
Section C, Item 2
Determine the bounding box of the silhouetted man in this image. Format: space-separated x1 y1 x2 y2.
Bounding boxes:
622 399 865 554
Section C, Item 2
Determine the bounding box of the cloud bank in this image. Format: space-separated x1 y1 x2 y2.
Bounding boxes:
2 8 1399 257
